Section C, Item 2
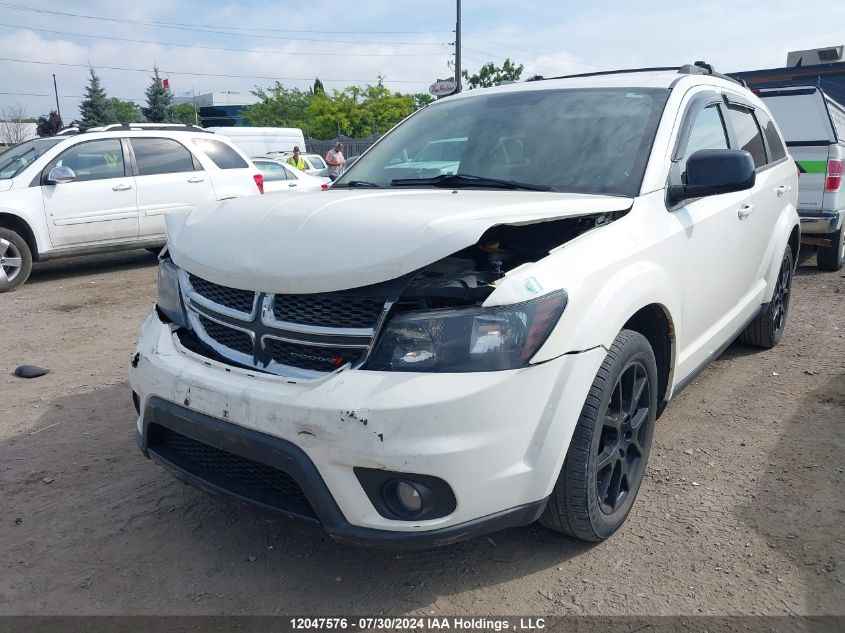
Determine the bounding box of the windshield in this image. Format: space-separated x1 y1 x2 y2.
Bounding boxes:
0 138 63 180
336 88 669 196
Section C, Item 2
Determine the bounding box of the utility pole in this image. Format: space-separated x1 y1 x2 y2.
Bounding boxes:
455 0 462 93
52 74 61 119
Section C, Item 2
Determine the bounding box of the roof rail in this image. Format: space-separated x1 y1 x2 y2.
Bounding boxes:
542 61 744 86
83 123 212 134
546 66 681 81
677 61 744 86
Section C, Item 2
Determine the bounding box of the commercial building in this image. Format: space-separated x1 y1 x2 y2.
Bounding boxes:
172 91 260 127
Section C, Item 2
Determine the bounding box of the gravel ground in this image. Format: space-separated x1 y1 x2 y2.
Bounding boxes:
0 249 843 616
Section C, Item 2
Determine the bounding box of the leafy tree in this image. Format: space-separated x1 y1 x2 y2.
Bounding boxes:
313 78 325 94
79 67 109 129
413 93 435 108
36 110 63 137
104 98 140 124
242 83 311 131
173 102 201 125
142 66 174 123
462 58 524 89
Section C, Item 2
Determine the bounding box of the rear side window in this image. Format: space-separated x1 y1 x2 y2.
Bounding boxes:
192 138 248 169
255 160 287 181
726 107 767 168
308 155 326 169
51 139 125 182
131 138 196 176
679 105 729 176
755 110 787 162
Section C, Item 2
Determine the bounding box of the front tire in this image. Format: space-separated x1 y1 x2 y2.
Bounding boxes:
540 329 658 541
816 226 844 271
738 245 794 348
0 228 33 293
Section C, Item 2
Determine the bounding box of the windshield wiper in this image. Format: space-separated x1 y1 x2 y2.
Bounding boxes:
332 180 381 188
390 173 551 192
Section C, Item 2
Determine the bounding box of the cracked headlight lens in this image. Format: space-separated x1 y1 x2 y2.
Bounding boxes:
367 291 567 372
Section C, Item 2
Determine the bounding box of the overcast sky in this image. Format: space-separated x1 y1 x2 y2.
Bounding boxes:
1 0 843 120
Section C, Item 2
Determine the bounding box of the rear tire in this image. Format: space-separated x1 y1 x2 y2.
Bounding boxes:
816 226 844 271
0 228 33 293
539 329 658 542
738 246 794 348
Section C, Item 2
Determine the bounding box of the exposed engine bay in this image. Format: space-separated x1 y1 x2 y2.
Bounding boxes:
395 212 618 310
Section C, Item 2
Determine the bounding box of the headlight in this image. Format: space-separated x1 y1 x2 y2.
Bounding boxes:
367 291 567 372
157 258 187 328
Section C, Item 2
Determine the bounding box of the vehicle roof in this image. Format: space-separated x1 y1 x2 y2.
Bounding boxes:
441 70 745 101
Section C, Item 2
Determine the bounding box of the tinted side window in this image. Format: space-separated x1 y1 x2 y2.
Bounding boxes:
680 105 729 176
727 107 767 168
192 139 248 169
131 138 195 176
755 110 787 162
51 139 125 182
308 155 326 169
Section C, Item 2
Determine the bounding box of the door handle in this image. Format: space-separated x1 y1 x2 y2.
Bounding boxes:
187 177 205 183
738 203 755 220
112 184 132 191
288 183 297 187
775 184 790 196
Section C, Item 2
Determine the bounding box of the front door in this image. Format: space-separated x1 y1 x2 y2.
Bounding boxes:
669 101 753 379
41 138 139 247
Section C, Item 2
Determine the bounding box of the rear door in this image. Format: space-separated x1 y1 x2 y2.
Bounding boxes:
41 137 139 247
723 101 790 297
130 137 215 238
189 137 258 199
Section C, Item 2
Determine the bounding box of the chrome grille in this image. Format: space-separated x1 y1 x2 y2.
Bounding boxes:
198 316 253 356
188 274 255 315
180 270 389 380
273 294 385 328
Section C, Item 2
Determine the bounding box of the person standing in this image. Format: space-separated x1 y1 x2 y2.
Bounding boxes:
325 142 345 181
287 146 306 171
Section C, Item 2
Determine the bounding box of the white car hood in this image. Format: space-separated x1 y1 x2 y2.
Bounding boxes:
166 189 632 293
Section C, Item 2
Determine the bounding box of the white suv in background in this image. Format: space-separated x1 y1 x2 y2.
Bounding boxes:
130 63 799 547
0 125 264 292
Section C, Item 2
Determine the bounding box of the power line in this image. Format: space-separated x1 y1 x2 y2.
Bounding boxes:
464 35 610 70
0 56 432 84
0 22 448 57
0 3 450 36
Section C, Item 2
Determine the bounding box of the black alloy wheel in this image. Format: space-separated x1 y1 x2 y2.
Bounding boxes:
595 361 651 515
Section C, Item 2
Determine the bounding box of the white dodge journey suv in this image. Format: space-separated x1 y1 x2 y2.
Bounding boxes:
129 63 799 547
0 124 263 292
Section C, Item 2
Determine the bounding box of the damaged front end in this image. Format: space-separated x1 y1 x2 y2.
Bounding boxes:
159 211 622 379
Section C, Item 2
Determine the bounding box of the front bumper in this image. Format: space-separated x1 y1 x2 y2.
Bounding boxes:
129 312 605 545
799 210 842 235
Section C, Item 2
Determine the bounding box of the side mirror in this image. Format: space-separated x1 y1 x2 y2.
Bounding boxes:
45 165 76 185
669 149 755 203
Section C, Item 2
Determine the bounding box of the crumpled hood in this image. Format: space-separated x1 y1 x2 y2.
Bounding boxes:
166 189 632 293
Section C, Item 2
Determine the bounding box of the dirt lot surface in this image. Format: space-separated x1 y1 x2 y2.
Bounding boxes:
1 249 843 616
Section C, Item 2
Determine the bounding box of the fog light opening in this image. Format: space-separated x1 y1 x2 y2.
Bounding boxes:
384 479 428 517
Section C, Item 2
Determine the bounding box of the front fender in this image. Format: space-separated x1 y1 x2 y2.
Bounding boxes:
533 260 682 361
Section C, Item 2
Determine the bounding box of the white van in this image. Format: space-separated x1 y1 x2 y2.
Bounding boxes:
205 127 306 158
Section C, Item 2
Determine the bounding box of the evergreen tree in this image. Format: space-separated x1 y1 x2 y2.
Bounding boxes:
313 78 325 94
142 66 174 122
36 110 63 136
79 67 109 129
